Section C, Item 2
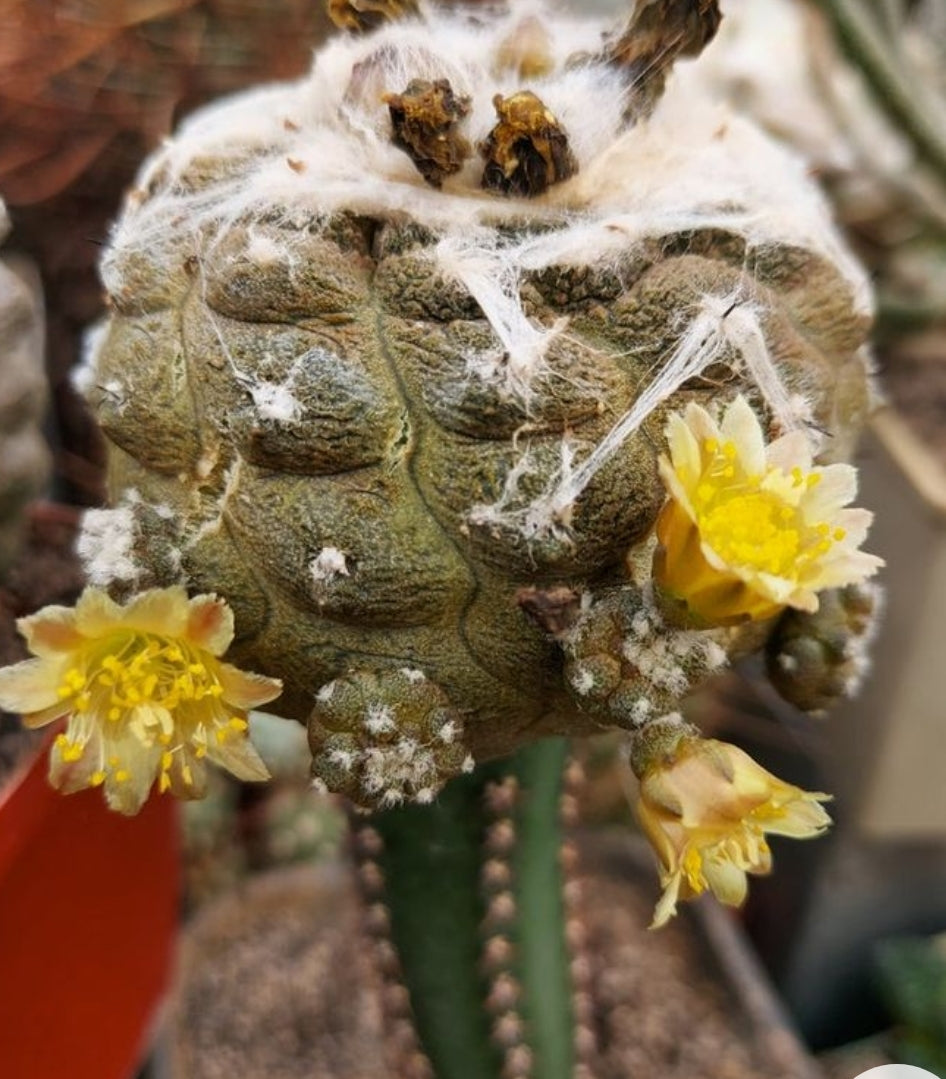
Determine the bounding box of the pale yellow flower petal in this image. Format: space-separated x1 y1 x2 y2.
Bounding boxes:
682 401 721 446
0 656 69 716
807 550 883 591
760 798 832 838
702 854 749 907
651 870 684 929
120 586 190 637
49 732 105 795
103 744 164 816
216 662 283 709
826 507 873 551
801 464 858 519
206 729 271 783
721 395 766 475
163 750 210 801
752 570 804 607
766 429 813 473
666 411 703 483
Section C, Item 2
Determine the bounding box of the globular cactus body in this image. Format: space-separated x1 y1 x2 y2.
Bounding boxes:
79 0 874 807
6 6 887 1075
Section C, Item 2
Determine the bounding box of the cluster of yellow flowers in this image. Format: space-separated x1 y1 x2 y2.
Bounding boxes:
0 395 880 925
635 394 879 922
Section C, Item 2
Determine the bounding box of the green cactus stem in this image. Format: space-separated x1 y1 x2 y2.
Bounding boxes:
367 737 574 1079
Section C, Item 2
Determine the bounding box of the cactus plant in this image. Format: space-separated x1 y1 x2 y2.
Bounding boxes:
0 2 887 1074
0 201 49 578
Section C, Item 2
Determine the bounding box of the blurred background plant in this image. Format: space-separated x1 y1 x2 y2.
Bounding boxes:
0 0 333 509
875 933 946 1075
698 0 946 451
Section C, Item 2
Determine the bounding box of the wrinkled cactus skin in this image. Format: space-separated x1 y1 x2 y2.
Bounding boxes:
89 191 871 762
82 1 877 772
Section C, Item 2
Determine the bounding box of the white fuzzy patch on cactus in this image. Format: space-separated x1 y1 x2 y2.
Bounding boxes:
310 546 350 586
77 507 141 587
316 681 336 703
248 380 304 423
398 667 427 684
73 320 111 398
570 666 596 697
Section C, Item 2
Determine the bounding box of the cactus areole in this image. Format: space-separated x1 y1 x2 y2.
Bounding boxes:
81 0 879 811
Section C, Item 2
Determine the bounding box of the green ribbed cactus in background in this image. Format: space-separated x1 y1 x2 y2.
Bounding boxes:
0 2 887 1074
0 200 49 578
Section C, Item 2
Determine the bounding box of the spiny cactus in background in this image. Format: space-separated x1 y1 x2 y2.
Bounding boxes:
0 1 889 1075
0 200 49 577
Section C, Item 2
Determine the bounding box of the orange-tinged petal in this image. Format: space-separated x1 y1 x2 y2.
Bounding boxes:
73 588 124 637
185 595 234 655
17 606 83 657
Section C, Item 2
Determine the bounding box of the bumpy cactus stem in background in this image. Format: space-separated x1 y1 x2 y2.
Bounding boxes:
360 739 574 1079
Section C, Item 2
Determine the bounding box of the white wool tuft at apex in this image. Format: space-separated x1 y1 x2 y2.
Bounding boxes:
99 1 874 543
104 1 868 311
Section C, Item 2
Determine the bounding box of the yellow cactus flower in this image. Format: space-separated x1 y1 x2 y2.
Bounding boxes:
653 395 882 626
0 586 282 815
635 733 831 928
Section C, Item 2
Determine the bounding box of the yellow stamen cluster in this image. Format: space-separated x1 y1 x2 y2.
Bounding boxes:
52 635 245 791
0 587 282 815
691 440 841 580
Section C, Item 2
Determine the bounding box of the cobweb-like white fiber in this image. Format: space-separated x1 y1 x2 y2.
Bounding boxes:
98 1 873 542
468 289 807 540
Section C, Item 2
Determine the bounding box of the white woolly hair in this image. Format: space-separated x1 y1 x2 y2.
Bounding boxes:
99 1 873 540
104 0 868 304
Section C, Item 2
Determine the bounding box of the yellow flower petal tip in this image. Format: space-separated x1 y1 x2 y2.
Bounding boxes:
653 395 883 627
0 586 282 815
633 731 831 928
